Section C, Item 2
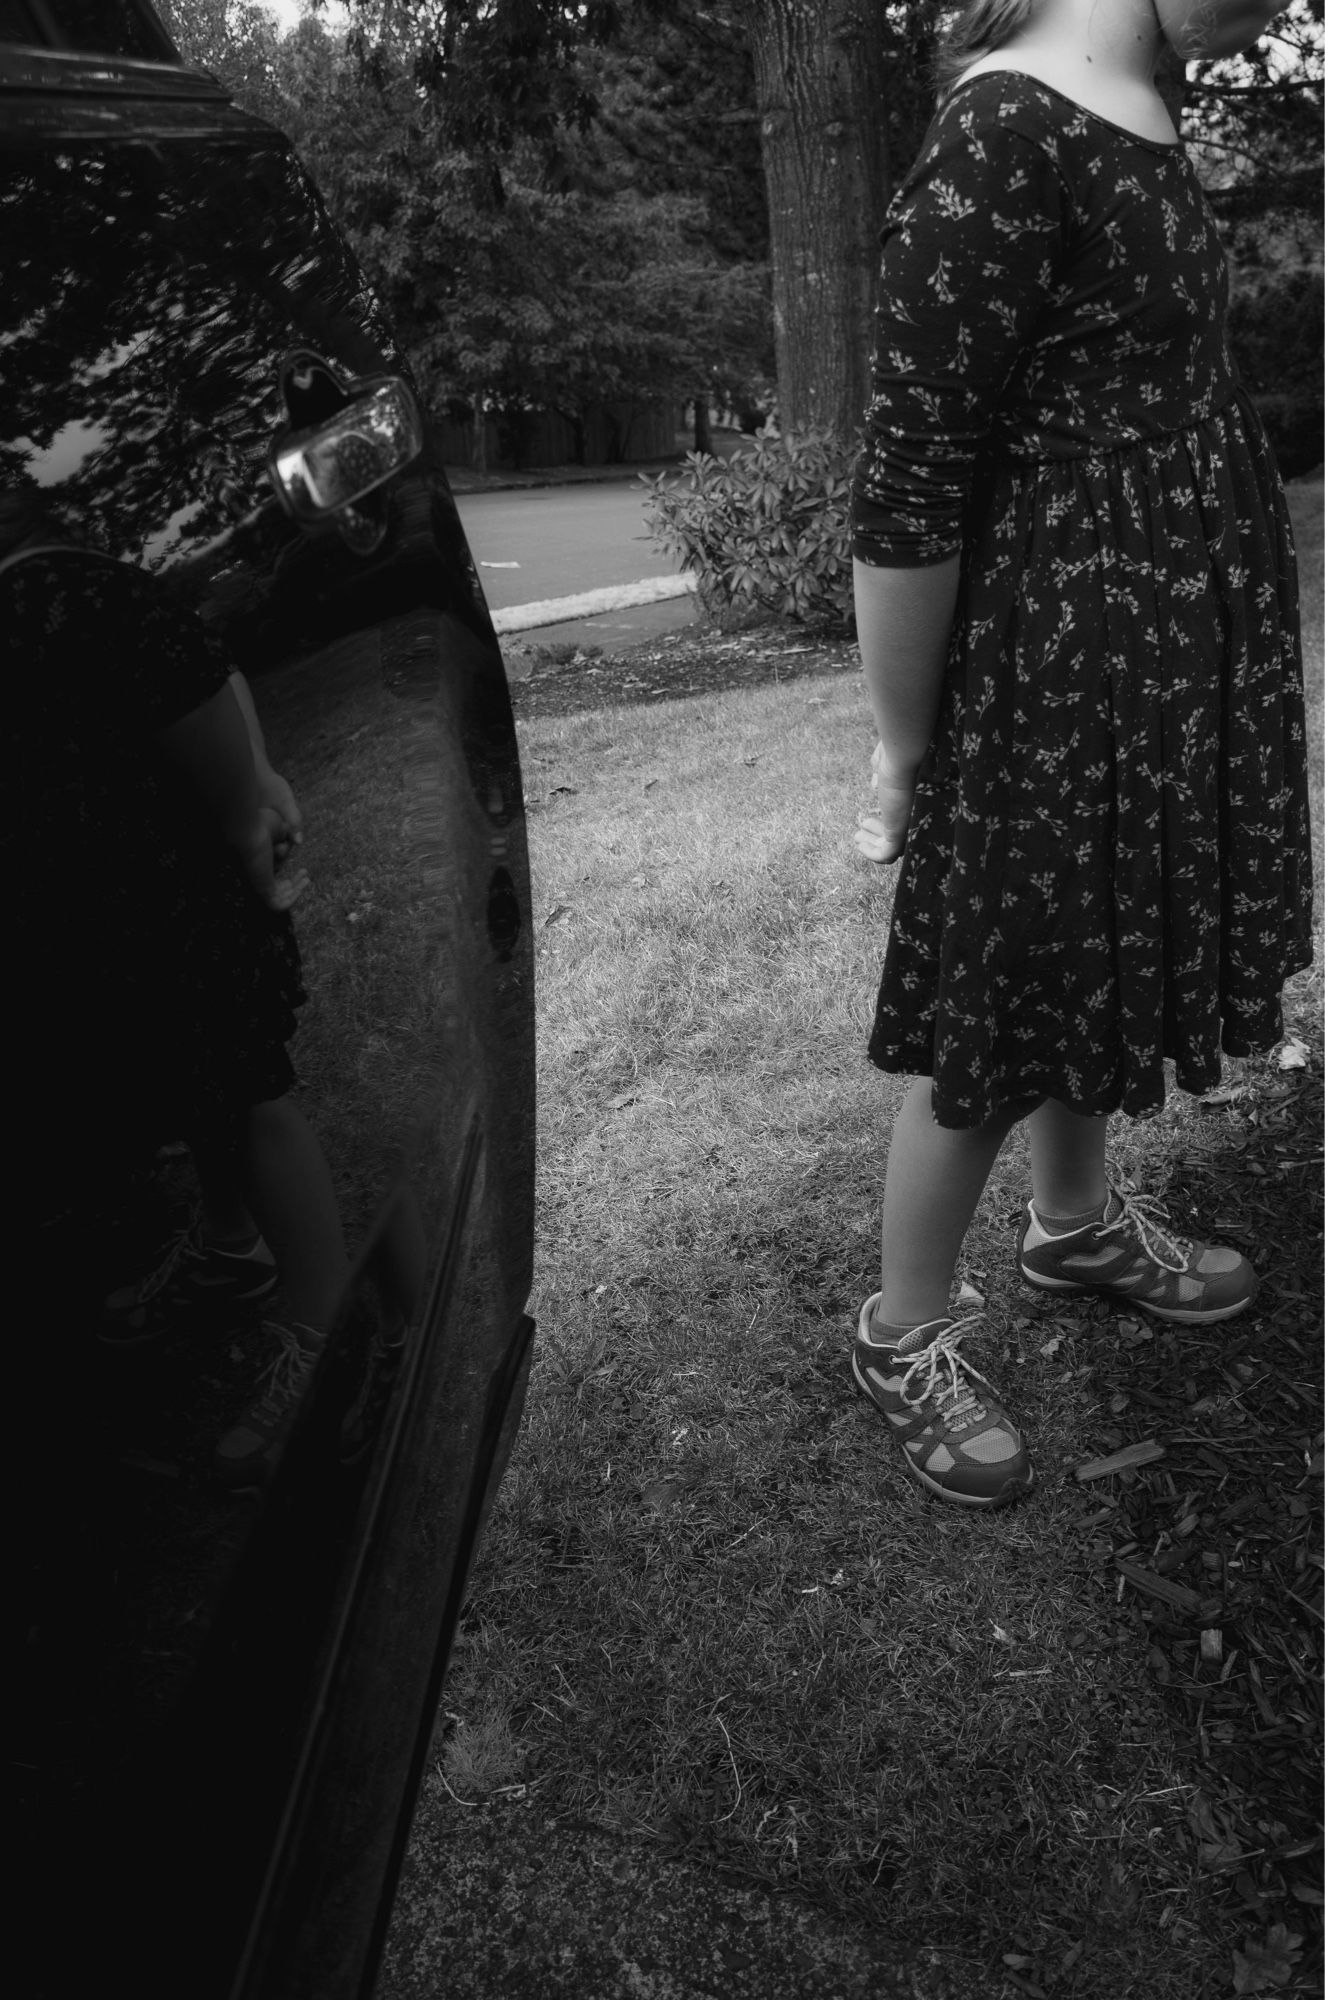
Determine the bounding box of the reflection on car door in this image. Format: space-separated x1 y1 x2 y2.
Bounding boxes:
4 27 535 1999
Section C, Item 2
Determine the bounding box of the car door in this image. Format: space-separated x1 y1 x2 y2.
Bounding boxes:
3 8 535 1995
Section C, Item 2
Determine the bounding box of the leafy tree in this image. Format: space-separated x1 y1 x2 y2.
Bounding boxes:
174 0 1320 469
155 0 286 120
1181 0 1323 468
335 0 625 153
545 5 773 438
277 13 768 462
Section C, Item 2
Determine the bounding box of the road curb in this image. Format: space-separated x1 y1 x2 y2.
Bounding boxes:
490 573 696 635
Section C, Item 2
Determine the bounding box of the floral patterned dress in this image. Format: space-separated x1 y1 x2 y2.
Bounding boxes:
852 72 1313 1129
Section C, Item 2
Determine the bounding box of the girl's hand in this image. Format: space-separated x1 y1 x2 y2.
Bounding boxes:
254 763 303 867
229 805 311 912
854 742 915 865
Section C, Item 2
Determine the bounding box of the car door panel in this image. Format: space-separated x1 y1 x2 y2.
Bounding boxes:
4 27 534 1997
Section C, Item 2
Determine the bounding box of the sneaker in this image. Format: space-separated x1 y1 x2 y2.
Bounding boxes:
213 1320 326 1490
851 1301 1034 1508
1017 1185 1256 1324
102 1222 277 1346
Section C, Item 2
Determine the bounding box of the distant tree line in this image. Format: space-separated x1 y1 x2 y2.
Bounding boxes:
160 0 1321 473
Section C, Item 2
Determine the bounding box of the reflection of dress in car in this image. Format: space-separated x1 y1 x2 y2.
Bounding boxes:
9 548 305 1189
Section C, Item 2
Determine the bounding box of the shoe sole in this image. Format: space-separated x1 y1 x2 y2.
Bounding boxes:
850 1354 1034 1510
1018 1263 1256 1323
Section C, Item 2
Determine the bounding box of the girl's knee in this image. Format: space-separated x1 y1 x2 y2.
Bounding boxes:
992 1092 1046 1135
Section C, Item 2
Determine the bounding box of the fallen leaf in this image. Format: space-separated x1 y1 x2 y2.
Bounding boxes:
1200 1835 1245 1869
1232 1924 1304 1992
1277 1037 1310 1070
1236 1871 1267 1912
543 904 571 928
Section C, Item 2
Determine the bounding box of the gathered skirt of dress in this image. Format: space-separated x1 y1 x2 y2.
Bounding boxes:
869 391 1314 1128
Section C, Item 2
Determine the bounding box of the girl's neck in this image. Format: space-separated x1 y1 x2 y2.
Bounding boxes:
956 0 1177 144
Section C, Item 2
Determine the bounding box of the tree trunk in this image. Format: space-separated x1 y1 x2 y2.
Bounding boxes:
742 0 890 443
470 400 487 475
693 395 712 453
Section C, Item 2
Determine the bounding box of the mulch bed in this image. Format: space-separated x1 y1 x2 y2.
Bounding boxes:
506 626 859 721
1040 1057 1324 1991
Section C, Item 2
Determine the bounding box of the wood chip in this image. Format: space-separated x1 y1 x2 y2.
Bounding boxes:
1075 1440 1166 1482
1114 1557 1206 1616
1200 1628 1224 1665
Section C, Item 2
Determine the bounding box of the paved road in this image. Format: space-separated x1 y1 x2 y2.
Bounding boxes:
454 482 678 611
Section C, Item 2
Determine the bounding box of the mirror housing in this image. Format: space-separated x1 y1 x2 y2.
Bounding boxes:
269 377 423 552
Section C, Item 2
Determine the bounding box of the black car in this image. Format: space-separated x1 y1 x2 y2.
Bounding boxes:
4 7 535 1994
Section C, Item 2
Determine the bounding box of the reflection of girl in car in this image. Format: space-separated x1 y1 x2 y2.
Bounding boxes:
6 514 348 1486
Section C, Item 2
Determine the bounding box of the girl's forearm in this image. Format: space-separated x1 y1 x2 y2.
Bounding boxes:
227 669 271 769
853 554 960 776
157 681 262 838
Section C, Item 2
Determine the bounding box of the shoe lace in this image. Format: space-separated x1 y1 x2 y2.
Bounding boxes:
900 1317 994 1428
1100 1186 1191 1274
133 1218 204 1305
248 1322 318 1426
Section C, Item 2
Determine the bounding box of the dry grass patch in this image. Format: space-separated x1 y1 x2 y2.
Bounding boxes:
430 669 1321 2000
260 475 1321 1997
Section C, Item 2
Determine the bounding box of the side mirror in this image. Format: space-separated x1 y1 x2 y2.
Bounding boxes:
268 377 423 553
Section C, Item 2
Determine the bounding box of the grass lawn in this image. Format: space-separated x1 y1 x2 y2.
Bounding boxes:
280 481 1323 1999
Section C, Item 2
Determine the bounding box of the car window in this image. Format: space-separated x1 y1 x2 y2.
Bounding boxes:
0 0 176 59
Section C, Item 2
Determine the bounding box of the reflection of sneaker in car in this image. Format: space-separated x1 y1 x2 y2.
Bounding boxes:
1017 1186 1257 1324
213 1320 326 1491
101 1224 278 1345
851 1301 1033 1509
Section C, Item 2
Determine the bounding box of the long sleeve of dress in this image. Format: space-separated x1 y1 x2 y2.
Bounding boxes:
852 109 1069 568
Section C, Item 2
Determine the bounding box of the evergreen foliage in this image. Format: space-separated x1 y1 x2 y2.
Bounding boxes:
642 430 855 633
1186 0 1324 475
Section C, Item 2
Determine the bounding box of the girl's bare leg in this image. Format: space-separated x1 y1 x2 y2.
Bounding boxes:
191 1097 350 1332
240 1096 349 1332
876 1080 1038 1326
1025 1099 1109 1217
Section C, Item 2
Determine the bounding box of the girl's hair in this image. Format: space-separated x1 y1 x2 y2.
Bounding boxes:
932 0 1036 92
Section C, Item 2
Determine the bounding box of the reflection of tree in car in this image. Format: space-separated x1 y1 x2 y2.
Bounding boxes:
0 136 396 578
6 511 349 1486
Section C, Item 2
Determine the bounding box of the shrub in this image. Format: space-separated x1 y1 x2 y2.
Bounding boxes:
642 428 855 634
1214 199 1323 480
1225 267 1323 479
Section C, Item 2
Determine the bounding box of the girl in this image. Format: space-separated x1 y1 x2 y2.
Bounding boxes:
849 0 1312 1506
7 528 350 1487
